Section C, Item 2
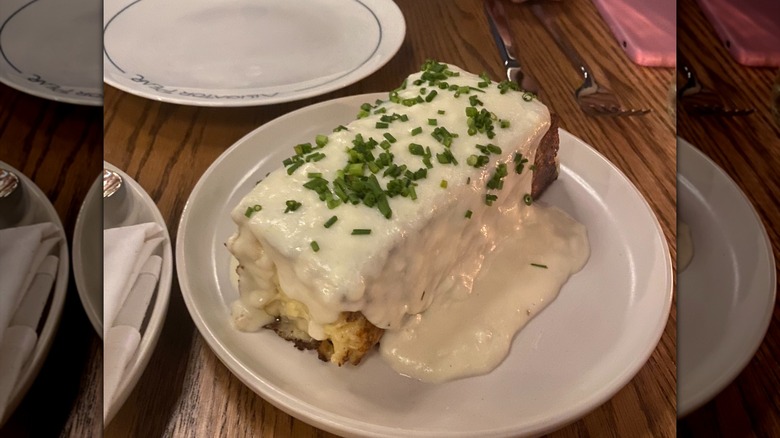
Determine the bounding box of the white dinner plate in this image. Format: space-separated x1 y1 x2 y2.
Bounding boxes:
176 93 673 437
73 173 102 336
103 0 405 107
676 138 776 417
0 161 68 426
0 0 102 105
102 162 174 424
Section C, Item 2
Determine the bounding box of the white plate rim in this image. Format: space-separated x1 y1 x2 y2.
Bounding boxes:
0 0 102 106
676 137 777 417
175 93 673 437
0 161 69 426
73 173 102 336
102 0 406 107
102 161 174 425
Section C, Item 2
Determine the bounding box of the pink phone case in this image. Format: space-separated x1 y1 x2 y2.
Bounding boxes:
695 0 780 67
590 0 676 67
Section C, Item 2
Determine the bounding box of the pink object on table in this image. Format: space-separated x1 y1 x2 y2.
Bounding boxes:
695 0 780 67
590 0 676 67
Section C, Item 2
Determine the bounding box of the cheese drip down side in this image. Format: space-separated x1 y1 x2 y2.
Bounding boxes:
380 203 589 382
227 62 555 342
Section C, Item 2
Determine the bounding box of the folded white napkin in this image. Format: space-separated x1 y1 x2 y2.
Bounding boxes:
103 255 162 420
103 222 164 335
0 254 58 421
0 326 36 422
0 222 61 344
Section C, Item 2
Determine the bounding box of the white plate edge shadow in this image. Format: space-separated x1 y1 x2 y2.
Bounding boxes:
102 0 406 107
175 94 673 437
0 161 69 426
102 162 174 425
73 173 102 337
676 137 777 417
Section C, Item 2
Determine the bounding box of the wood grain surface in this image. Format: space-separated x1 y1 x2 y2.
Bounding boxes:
103 0 676 436
0 83 103 437
676 0 780 436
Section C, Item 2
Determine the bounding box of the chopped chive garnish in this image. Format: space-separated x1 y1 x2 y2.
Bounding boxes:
500 120 510 129
284 200 302 213
311 241 320 252
352 229 372 235
440 179 448 188
531 263 548 269
244 204 262 217
487 144 502 154
294 142 313 156
307 172 322 178
375 122 389 129
315 134 329 147
333 125 348 132
485 194 498 206
522 92 536 101
523 194 533 205
400 114 409 122
465 209 473 219
408 143 425 156
306 152 326 162
438 109 445 115
411 126 423 136
514 152 529 174
324 216 338 228
425 90 438 102
286 161 304 175
383 133 397 143
428 118 438 126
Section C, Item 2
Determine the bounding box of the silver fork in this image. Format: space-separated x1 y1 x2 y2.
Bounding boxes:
484 0 542 97
529 3 650 117
677 53 754 116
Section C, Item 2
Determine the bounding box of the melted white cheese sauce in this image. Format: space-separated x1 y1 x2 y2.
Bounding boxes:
380 204 589 382
227 63 590 382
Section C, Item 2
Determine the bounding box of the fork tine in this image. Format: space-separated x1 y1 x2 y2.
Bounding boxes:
586 105 650 117
688 106 755 116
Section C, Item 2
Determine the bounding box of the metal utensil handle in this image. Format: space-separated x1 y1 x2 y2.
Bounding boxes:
530 4 593 84
485 0 520 66
677 52 702 97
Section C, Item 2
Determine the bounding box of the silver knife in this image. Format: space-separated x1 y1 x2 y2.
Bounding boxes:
484 0 542 97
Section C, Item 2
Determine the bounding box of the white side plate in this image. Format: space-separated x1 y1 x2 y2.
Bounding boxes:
102 162 173 425
103 0 405 106
0 161 68 426
176 94 673 437
677 138 776 417
0 0 102 105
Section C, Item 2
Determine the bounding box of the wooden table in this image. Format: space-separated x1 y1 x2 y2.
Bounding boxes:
676 0 780 436
0 83 103 436
104 0 676 436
